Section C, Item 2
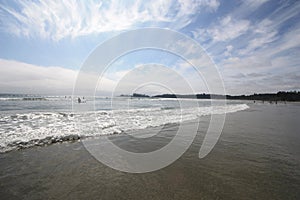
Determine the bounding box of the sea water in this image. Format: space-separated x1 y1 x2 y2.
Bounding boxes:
0 94 249 152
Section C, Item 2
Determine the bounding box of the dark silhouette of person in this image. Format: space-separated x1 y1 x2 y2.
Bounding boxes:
78 97 81 103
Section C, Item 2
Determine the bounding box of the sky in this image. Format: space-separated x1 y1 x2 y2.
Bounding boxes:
0 0 299 95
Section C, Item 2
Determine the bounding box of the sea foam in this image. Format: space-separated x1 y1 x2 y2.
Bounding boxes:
0 104 249 152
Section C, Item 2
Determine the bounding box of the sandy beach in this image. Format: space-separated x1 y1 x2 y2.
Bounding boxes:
0 103 299 200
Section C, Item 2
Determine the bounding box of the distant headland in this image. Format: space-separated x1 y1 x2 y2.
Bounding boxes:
120 91 300 102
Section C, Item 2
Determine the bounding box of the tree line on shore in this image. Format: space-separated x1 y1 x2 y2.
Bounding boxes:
121 91 300 102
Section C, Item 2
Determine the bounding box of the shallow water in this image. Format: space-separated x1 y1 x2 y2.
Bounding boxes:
0 94 248 152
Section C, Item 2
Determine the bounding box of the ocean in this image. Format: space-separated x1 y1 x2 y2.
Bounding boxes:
0 94 248 153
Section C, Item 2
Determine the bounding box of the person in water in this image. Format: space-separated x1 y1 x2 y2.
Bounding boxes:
78 97 81 103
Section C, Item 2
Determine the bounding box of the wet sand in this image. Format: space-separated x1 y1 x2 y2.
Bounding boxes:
0 103 299 200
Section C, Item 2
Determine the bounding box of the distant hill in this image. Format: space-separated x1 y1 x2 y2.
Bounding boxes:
226 91 300 101
119 91 300 101
152 91 300 102
120 93 150 98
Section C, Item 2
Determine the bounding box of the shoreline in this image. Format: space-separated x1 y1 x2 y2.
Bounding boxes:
0 103 299 199
0 102 249 153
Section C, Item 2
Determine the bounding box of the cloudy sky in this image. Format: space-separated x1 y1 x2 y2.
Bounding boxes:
0 0 299 95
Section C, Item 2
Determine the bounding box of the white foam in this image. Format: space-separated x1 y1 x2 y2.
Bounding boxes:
0 104 249 152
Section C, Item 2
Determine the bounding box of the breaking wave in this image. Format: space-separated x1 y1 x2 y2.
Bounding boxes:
0 104 249 153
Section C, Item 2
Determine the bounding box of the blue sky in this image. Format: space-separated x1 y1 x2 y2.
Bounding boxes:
0 0 299 95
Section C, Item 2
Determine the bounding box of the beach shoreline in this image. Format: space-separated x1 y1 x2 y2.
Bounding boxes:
0 103 299 200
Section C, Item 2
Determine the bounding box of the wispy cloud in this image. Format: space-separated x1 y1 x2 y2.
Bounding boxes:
238 19 278 56
243 0 270 8
204 16 250 42
220 41 300 94
0 0 299 95
0 0 220 41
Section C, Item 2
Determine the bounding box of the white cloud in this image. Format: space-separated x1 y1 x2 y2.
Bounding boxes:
267 1 300 28
0 0 220 40
212 16 250 42
110 64 207 95
222 24 300 72
210 22 300 94
229 0 270 19
266 27 300 56
0 59 209 95
224 45 233 57
220 51 300 94
193 16 250 43
243 0 270 9
0 59 116 94
177 0 220 13
238 19 278 56
226 45 233 52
